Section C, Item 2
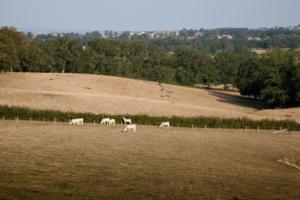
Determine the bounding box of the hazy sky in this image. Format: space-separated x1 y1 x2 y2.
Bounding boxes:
0 0 299 31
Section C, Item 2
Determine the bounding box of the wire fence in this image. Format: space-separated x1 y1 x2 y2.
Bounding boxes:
0 105 299 131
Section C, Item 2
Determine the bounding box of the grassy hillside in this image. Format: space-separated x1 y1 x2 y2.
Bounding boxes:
0 73 299 122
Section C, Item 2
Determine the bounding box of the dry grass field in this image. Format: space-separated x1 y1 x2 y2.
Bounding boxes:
0 73 299 122
0 120 300 200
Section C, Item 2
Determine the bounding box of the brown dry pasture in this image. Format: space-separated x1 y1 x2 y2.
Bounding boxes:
0 73 299 122
0 120 300 200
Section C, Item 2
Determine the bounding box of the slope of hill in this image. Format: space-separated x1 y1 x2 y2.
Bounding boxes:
0 73 299 122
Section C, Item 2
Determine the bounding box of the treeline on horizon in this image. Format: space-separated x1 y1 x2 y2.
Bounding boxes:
1 27 300 107
30 26 300 52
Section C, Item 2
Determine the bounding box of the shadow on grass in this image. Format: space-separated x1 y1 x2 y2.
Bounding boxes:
208 90 268 110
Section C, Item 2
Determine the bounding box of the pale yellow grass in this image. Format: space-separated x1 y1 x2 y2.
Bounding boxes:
0 73 299 122
0 121 300 199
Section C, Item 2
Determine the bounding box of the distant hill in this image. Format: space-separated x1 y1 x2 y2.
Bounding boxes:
0 73 299 122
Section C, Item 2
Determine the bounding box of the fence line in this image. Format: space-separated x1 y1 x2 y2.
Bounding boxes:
0 105 299 131
0 115 297 132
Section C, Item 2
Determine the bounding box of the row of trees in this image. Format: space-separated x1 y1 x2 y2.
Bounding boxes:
31 27 300 53
1 27 300 107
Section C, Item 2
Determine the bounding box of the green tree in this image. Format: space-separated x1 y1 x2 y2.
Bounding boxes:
44 37 72 73
174 47 218 86
215 51 241 89
21 40 49 72
236 56 264 99
0 27 28 72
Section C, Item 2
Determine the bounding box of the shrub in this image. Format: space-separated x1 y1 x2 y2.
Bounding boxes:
0 105 299 130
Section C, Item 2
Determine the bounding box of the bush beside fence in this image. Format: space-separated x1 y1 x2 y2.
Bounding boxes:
0 105 299 131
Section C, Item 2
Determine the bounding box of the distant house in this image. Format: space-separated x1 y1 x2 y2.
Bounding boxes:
136 31 146 36
251 48 289 55
166 51 175 56
194 32 203 37
251 48 268 55
217 34 233 40
149 33 155 38
187 32 203 40
247 37 261 41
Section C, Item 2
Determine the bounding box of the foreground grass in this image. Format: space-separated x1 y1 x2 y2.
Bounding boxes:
0 121 300 200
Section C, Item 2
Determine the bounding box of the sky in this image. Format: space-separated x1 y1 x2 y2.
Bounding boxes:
0 0 300 32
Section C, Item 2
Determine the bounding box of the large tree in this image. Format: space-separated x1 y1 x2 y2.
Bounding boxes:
215 51 241 89
0 27 28 72
236 56 264 99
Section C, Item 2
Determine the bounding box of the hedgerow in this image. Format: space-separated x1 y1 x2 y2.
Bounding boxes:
0 105 299 130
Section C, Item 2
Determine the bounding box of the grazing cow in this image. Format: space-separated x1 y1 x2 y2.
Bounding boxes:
108 119 116 126
123 124 136 133
159 121 170 128
69 118 84 126
100 118 110 126
122 117 132 124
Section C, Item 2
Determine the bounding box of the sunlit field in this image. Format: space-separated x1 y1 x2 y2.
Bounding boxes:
1 73 299 122
0 120 300 200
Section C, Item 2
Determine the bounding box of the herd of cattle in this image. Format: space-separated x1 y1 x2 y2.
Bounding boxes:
69 117 170 132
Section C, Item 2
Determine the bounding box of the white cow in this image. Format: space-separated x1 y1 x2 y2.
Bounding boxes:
108 119 116 126
123 124 136 133
69 118 84 126
100 118 110 126
122 117 132 124
159 121 170 128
